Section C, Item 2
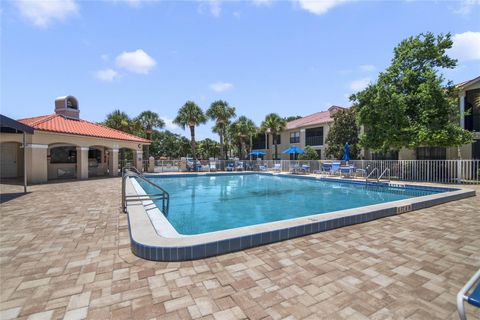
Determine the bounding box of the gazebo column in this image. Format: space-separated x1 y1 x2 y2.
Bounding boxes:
134 150 143 172
25 144 48 184
108 148 119 176
76 147 89 180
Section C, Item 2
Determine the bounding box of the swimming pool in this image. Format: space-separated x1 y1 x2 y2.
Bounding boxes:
138 173 444 235
124 173 474 261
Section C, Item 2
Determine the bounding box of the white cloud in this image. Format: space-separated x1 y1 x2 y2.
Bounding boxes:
115 49 156 74
454 0 480 15
295 0 349 15
349 77 370 91
448 31 480 61
108 0 157 7
95 69 119 82
359 64 375 72
198 0 221 17
160 116 181 131
15 0 78 28
252 0 274 6
209 82 234 92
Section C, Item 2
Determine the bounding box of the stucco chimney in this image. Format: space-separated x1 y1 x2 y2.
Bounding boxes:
55 96 80 120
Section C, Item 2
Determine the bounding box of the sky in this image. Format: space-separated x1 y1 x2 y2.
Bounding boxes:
1 0 479 141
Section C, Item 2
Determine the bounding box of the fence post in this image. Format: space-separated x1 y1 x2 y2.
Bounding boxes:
457 160 462 184
148 156 155 173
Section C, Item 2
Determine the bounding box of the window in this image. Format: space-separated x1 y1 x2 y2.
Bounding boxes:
372 150 399 160
305 127 324 146
50 146 77 163
416 147 446 160
252 134 267 150
290 132 300 143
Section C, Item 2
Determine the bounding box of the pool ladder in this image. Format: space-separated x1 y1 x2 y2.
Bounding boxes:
122 167 170 215
365 168 391 184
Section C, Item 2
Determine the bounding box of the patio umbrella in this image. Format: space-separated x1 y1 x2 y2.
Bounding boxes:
282 146 304 160
249 151 266 156
342 143 350 162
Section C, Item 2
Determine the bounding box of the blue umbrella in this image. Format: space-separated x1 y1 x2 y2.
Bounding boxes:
282 146 304 160
249 151 266 156
282 146 305 154
342 143 350 161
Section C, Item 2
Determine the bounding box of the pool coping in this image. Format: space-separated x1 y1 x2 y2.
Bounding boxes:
125 173 476 261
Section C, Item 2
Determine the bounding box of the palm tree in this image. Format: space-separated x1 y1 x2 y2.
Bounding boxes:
206 100 236 160
173 101 207 166
198 138 220 159
135 111 165 158
261 113 286 160
103 110 132 132
230 116 257 159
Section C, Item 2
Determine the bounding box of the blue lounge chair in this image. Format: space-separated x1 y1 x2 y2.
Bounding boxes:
320 162 341 175
457 269 480 320
226 162 235 171
235 161 244 171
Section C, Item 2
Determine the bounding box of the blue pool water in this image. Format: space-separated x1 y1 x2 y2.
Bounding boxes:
137 174 443 235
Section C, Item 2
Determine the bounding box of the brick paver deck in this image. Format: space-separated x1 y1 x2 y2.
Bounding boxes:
1 178 479 320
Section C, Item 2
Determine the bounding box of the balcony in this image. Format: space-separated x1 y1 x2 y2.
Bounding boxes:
305 136 323 146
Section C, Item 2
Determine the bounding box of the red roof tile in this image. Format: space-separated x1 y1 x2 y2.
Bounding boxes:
18 114 150 143
455 76 480 89
286 111 333 130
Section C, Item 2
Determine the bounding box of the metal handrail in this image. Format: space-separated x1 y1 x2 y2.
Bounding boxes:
378 168 391 183
122 167 170 215
365 168 378 183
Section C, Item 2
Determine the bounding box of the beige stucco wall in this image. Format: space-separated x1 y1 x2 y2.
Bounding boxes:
0 130 148 184
253 122 333 160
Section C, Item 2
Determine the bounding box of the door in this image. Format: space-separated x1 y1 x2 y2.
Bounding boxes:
1 143 18 178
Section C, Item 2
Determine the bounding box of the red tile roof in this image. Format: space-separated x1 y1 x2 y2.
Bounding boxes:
286 110 333 130
455 76 480 89
18 114 150 143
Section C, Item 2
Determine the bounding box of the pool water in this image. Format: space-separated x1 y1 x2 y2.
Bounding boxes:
138 174 442 235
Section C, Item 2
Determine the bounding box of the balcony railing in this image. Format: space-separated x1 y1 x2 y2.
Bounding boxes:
305 136 323 146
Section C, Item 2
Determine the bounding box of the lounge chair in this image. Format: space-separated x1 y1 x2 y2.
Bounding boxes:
271 163 282 172
340 165 355 178
258 165 267 171
209 161 217 172
457 269 480 320
226 162 235 171
235 161 244 171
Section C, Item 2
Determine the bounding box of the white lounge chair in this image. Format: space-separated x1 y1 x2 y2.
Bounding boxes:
272 163 281 172
209 161 217 172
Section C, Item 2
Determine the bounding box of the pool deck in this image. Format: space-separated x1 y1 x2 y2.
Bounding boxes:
1 177 479 319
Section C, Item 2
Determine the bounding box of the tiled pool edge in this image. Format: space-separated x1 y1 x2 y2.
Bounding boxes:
125 177 475 261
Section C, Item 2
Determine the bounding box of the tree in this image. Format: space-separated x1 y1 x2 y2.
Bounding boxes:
351 32 473 158
173 101 207 166
284 115 302 122
229 116 257 159
325 108 360 159
298 146 319 160
198 138 220 159
261 113 286 160
206 100 236 160
103 110 132 133
135 111 165 159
